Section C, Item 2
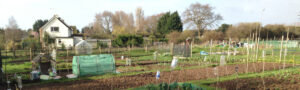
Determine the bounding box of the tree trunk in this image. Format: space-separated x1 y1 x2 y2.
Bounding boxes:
197 29 201 40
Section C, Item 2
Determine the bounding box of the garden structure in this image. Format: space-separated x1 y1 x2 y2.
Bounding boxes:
32 53 56 75
72 54 116 76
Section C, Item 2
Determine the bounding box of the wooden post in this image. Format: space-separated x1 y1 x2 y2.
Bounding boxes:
210 39 212 55
283 28 289 69
293 55 295 68
263 49 265 74
0 49 2 83
272 49 274 56
145 44 148 52
30 48 32 61
170 43 174 55
246 38 249 73
191 38 194 57
256 38 260 62
227 38 231 61
73 46 76 55
109 45 111 54
30 48 33 71
98 46 101 54
67 49 69 74
0 49 2 69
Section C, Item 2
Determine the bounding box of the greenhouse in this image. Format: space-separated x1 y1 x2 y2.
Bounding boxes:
75 40 93 55
72 54 116 76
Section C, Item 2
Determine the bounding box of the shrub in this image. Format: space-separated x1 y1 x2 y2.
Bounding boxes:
202 30 224 41
61 43 66 50
22 37 41 49
166 31 181 43
97 42 108 48
166 30 197 44
113 34 144 47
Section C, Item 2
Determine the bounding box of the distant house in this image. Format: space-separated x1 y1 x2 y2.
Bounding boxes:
29 31 39 38
39 15 83 49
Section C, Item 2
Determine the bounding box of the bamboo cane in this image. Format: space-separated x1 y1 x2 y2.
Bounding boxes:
283 28 289 69
279 36 284 63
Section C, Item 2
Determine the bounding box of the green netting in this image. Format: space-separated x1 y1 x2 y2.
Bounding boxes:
72 54 116 76
246 40 299 48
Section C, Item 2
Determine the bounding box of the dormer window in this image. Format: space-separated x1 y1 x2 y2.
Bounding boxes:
51 27 59 32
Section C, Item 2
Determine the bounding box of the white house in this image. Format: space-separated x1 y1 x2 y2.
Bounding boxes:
39 15 83 49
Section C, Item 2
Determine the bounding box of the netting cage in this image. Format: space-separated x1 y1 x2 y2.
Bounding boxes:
75 40 92 55
173 43 191 57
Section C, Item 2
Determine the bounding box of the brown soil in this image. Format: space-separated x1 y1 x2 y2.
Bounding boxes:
211 74 300 90
8 59 30 63
117 64 168 73
116 60 170 67
23 63 293 90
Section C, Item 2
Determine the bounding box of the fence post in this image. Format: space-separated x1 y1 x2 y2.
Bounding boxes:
0 49 2 69
98 46 101 54
33 49 35 56
210 39 212 55
191 38 194 57
0 49 2 84
30 48 32 61
13 48 16 58
67 49 69 74
145 44 148 53
170 43 174 55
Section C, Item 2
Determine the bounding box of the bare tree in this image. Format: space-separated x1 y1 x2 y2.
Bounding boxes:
89 11 114 39
144 13 164 35
182 2 222 39
4 16 24 57
112 11 135 35
135 7 145 34
112 11 126 27
97 11 114 34
5 16 23 42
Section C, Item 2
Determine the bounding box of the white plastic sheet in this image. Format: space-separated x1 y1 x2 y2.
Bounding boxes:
171 57 178 69
156 70 160 80
153 51 157 60
17 76 22 89
220 55 226 66
121 56 124 60
262 50 265 58
51 49 56 61
126 58 132 66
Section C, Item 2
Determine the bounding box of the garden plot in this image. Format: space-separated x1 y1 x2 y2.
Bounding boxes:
23 62 293 90
210 72 300 89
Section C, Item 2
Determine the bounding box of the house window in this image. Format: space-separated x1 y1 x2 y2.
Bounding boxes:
51 27 59 32
58 39 62 43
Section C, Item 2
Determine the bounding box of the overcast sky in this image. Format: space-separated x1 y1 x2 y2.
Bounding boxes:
0 0 300 30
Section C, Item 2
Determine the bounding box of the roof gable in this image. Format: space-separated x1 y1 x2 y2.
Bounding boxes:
40 15 73 31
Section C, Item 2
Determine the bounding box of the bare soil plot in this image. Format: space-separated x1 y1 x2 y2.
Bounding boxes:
23 62 292 90
210 74 300 90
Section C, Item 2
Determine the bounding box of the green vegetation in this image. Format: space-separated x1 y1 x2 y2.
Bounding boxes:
113 34 144 47
187 67 300 89
157 11 183 37
1 41 299 89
